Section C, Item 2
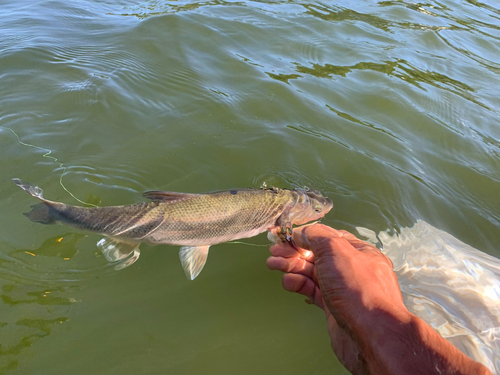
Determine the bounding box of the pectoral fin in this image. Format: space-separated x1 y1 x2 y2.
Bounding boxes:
97 238 141 270
179 245 210 280
267 230 279 244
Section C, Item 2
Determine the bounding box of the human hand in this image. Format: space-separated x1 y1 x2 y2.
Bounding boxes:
267 224 409 374
268 224 493 375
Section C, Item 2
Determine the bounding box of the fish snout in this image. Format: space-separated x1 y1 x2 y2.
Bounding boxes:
325 197 333 210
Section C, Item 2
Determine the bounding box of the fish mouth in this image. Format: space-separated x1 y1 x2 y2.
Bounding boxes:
320 197 333 216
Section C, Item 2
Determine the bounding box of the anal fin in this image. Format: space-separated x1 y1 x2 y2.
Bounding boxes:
97 238 141 270
179 245 210 280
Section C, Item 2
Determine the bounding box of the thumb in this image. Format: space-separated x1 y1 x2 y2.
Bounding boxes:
292 224 347 256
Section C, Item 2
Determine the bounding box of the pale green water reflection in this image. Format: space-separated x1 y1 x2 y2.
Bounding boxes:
1 0 500 373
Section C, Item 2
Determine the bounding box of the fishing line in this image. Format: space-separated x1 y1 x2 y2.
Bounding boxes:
227 241 268 247
2 126 99 207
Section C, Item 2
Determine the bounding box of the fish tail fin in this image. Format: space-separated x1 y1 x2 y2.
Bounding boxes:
12 178 45 199
13 178 57 224
24 203 57 224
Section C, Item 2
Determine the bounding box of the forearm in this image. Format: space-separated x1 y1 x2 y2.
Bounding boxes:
357 309 492 375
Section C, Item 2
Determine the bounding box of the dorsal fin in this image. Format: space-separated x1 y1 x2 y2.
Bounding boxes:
142 190 200 203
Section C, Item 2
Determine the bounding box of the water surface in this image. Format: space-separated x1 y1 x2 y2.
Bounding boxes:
1 0 500 373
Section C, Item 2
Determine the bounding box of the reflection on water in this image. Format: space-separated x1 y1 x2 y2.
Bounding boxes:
0 316 69 373
0 234 79 371
14 233 82 260
0 281 72 373
1 283 75 307
285 59 486 108
358 220 500 373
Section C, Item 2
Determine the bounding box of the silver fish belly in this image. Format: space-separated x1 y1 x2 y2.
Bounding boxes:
13 179 333 279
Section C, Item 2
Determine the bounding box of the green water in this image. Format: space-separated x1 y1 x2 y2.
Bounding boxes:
1 0 499 373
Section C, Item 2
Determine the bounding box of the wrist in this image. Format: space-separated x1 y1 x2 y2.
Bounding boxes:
359 309 420 374
354 309 491 375
351 300 413 343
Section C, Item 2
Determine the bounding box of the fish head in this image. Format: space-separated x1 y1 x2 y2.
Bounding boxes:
285 189 333 226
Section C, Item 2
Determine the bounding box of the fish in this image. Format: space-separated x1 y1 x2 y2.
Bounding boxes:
13 178 333 279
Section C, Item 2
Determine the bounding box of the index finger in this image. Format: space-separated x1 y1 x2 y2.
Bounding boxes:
269 242 315 262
